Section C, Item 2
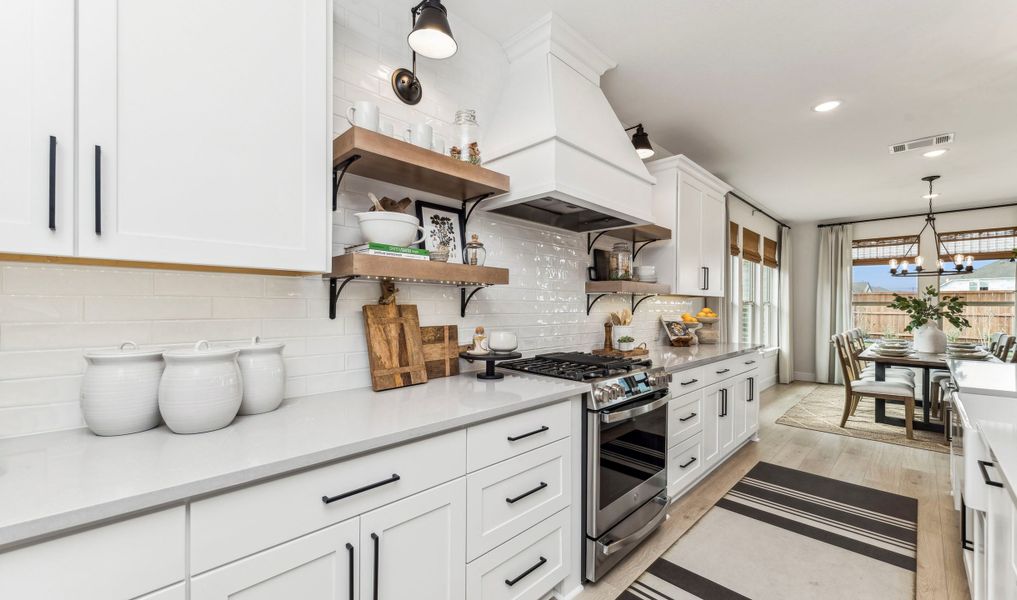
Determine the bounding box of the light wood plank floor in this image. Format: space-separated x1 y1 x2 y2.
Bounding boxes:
576 381 969 600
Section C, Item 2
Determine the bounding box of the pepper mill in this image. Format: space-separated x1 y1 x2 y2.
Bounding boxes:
603 322 614 352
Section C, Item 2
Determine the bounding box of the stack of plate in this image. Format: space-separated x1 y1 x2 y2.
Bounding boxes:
874 341 911 357
946 345 990 360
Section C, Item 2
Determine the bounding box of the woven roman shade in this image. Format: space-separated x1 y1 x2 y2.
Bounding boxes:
852 235 919 266
763 237 778 268
730 222 740 256
743 228 762 263
939 227 1017 260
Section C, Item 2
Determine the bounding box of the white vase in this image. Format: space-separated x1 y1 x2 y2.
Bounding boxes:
913 321 948 354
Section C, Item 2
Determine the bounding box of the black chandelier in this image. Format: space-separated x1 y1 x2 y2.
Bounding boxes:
889 176 974 277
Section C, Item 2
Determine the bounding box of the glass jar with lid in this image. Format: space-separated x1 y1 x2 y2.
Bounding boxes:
609 242 632 280
464 234 486 266
454 109 481 165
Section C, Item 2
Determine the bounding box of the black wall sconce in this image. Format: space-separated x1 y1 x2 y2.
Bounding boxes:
625 123 655 159
391 0 458 105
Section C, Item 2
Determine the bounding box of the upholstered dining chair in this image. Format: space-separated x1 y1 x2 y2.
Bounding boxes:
995 335 1014 360
989 332 1005 353
833 334 915 439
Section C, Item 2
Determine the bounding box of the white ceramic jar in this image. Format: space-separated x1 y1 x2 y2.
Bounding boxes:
81 341 165 436
236 336 286 415
159 340 242 434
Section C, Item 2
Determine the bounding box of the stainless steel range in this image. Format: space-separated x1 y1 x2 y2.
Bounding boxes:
499 352 672 581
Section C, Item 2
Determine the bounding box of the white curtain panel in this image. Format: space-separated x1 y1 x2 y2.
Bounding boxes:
815 224 854 384
778 226 794 384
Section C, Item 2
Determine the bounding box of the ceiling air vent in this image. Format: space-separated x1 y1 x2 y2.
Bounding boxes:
888 133 955 154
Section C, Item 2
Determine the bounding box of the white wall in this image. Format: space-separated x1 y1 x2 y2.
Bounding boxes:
0 0 705 438
791 205 1017 382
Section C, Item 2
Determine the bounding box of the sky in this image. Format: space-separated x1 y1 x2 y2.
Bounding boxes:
853 260 1004 293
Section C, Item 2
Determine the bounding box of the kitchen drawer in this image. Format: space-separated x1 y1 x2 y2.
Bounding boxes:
670 366 705 396
190 429 465 574
668 390 702 448
467 400 571 472
737 354 762 374
0 507 184 600
466 438 571 561
466 509 570 600
668 432 704 498
702 357 742 386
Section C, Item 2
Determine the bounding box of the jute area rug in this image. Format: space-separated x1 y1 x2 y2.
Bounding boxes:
775 384 949 454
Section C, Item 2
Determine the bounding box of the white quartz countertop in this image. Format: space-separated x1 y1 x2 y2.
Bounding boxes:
948 360 1017 398
649 343 764 373
0 371 587 550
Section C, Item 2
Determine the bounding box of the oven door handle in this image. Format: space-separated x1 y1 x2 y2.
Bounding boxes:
600 394 670 424
600 496 669 556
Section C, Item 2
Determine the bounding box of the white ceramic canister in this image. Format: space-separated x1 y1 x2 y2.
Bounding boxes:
236 336 286 415
81 341 165 436
159 340 242 434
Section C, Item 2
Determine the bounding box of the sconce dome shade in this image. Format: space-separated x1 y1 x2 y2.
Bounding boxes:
631 125 654 159
408 1 457 59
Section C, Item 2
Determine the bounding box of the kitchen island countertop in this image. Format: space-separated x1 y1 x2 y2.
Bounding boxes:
650 342 765 373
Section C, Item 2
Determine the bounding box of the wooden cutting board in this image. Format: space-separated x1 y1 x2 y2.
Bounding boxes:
420 325 460 379
362 304 428 391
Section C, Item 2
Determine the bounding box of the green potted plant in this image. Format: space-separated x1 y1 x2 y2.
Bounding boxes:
617 335 636 352
887 285 970 353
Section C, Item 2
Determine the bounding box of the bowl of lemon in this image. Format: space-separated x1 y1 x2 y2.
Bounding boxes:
693 307 718 324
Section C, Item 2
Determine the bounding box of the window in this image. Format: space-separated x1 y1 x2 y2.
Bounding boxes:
851 235 919 339
730 227 779 347
740 259 758 344
761 265 777 347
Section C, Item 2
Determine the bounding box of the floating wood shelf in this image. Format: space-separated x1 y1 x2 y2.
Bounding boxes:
333 127 510 202
587 224 671 256
326 254 509 319
585 281 671 315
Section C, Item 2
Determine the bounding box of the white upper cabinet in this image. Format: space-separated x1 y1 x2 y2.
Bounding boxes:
645 155 732 297
0 0 75 256
77 0 331 272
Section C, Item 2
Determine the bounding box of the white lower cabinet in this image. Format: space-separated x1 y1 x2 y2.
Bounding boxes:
137 584 187 600
466 509 570 600
979 458 1017 600
192 517 359 600
667 432 704 497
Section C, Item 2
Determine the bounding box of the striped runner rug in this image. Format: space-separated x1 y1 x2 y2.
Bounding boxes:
617 462 918 599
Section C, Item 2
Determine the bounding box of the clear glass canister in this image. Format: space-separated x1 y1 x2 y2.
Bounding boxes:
609 242 632 280
464 234 486 266
454 109 481 165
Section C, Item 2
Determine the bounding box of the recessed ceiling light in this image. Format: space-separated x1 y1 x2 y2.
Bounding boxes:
812 100 842 112
922 193 940 199
923 148 948 158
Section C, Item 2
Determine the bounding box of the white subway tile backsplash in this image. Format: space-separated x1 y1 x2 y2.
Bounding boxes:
211 297 308 320
0 402 83 438
0 350 87 380
0 296 83 322
84 296 213 321
153 271 264 297
3 265 153 296
148 319 262 345
1 322 152 351
0 375 82 409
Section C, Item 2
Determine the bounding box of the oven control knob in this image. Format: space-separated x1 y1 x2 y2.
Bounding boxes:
593 388 606 403
611 384 624 398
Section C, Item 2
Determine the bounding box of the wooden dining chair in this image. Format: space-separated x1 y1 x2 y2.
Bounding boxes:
833 334 915 439
989 332 1005 353
844 329 915 382
995 335 1014 360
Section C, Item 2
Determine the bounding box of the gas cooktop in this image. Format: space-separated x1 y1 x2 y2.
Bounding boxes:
497 352 653 382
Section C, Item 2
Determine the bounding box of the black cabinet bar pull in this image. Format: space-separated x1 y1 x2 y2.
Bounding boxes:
716 368 730 375
322 474 400 504
506 481 547 504
705 267 709 290
978 460 1004 488
701 266 708 290
679 457 697 469
48 136 56 230
744 360 756 365
345 543 354 600
720 389 727 417
679 412 697 422
505 556 547 586
747 377 755 402
507 425 549 442
680 378 698 386
371 533 379 600
94 145 102 235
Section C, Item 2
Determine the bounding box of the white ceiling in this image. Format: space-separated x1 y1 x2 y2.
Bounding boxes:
452 0 1017 223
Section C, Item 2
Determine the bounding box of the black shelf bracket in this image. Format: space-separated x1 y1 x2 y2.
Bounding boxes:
631 294 658 313
586 294 608 315
328 276 356 320
632 240 661 261
587 231 608 254
332 155 362 212
461 286 486 318
462 193 495 226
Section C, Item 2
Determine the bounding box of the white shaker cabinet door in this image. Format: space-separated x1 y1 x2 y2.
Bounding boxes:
191 516 359 600
0 0 74 256
360 479 466 600
77 0 331 272
699 189 727 298
674 177 704 296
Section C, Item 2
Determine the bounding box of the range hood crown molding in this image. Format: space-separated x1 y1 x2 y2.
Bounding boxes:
502 12 616 84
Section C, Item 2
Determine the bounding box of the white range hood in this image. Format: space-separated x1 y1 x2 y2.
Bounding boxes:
481 14 655 232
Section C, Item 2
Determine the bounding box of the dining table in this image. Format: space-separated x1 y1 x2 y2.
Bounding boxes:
857 346 1001 433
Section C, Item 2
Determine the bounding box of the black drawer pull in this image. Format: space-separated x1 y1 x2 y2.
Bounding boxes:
744 360 756 365
371 532 380 600
94 145 102 235
679 412 697 422
345 543 354 600
506 481 547 504
680 379 698 386
505 556 547 586
48 136 56 230
978 460 1004 488
716 368 730 374
679 457 697 469
507 425 549 442
322 474 400 504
